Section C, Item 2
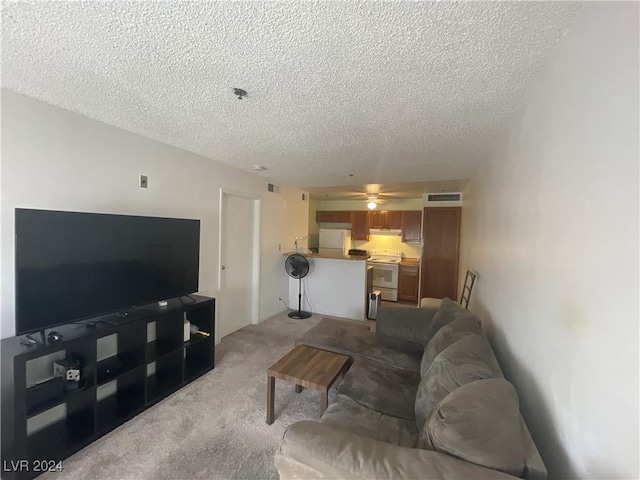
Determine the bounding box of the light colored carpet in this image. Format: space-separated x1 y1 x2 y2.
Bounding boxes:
45 312 348 480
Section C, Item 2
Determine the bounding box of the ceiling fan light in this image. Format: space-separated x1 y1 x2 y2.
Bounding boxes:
367 201 377 210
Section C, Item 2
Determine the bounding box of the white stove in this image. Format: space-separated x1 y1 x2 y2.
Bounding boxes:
367 250 403 301
368 257 402 264
367 249 403 264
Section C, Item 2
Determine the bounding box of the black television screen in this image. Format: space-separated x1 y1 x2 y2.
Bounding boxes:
15 209 200 335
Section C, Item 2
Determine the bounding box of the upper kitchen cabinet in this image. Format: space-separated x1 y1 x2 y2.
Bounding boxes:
387 211 402 229
401 211 422 242
370 211 402 229
370 211 385 229
351 211 369 241
316 210 352 223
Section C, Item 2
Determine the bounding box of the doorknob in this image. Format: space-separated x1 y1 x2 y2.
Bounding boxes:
221 265 226 270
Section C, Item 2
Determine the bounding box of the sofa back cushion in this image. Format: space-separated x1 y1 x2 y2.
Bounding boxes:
420 315 482 376
376 304 447 347
414 334 503 448
415 297 466 345
424 378 526 477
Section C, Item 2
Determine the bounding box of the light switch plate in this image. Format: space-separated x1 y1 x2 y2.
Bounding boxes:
140 175 148 188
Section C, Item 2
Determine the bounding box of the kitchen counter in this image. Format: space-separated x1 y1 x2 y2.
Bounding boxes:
282 252 368 261
284 253 368 321
400 258 420 266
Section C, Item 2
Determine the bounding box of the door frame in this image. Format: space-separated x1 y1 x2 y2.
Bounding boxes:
217 188 262 342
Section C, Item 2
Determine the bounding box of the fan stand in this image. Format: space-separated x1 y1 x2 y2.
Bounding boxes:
288 276 311 319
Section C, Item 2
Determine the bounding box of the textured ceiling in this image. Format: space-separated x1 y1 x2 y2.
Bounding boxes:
2 1 580 194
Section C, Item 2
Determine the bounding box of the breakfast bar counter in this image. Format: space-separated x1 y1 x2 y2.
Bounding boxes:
282 252 369 261
283 252 368 321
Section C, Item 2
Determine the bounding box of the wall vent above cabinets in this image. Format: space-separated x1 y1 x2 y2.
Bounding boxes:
424 193 462 205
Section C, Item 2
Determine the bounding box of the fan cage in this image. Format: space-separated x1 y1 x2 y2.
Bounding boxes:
285 254 310 279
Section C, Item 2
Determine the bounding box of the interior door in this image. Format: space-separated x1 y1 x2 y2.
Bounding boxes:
420 207 461 300
220 193 255 338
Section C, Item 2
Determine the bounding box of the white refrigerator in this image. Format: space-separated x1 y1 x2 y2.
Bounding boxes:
319 229 352 256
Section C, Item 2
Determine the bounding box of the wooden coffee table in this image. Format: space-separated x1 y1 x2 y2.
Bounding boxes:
267 345 350 425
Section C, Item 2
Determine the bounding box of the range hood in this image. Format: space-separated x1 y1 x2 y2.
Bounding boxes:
369 228 402 236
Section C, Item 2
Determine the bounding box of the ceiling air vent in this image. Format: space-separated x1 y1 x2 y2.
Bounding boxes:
266 183 280 194
424 193 462 205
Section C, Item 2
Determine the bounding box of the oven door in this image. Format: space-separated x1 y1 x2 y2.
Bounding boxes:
370 263 399 289
376 286 398 302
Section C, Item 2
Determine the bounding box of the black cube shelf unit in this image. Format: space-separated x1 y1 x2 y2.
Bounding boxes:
1 296 215 479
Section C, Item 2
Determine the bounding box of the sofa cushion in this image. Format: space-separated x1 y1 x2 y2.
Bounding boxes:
421 315 483 376
414 334 503 447
425 378 526 477
337 357 421 421
375 306 439 345
377 298 461 347
296 318 424 372
432 297 481 331
320 394 419 448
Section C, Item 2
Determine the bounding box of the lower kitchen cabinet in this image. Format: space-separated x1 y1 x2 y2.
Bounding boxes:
398 264 419 302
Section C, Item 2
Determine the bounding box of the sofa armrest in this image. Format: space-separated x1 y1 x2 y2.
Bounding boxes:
376 306 439 344
275 421 518 480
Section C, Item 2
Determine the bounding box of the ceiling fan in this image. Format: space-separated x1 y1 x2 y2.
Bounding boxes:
365 193 383 210
339 188 402 209
317 185 408 206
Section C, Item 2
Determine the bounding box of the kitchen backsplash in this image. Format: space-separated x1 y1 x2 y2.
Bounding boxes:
353 235 421 259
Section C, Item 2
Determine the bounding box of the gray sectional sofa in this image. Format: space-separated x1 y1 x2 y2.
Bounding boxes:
275 299 547 479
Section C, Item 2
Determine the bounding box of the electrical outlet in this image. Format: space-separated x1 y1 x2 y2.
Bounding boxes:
140 175 148 188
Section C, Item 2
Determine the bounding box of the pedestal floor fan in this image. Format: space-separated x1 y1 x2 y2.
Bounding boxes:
284 254 311 319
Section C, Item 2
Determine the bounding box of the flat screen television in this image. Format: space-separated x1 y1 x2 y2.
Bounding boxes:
15 208 200 335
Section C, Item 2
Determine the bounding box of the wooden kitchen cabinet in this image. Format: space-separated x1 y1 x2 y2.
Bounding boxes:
369 211 385 229
398 264 419 301
351 211 369 240
420 207 461 300
387 211 402 229
401 211 422 242
370 211 402 229
316 211 352 223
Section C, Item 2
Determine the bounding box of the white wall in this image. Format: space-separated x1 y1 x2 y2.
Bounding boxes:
460 4 639 479
0 90 309 341
259 187 309 321
308 197 320 250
